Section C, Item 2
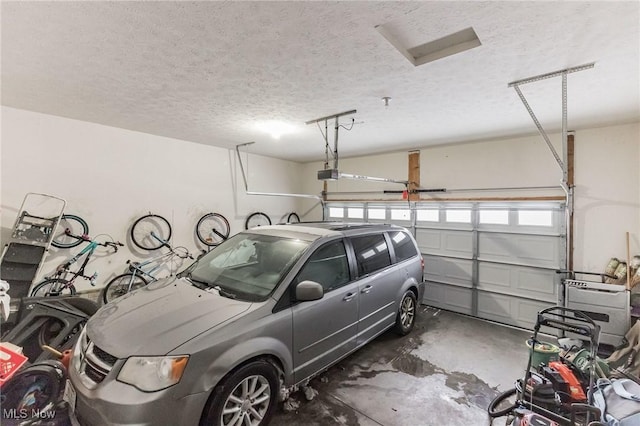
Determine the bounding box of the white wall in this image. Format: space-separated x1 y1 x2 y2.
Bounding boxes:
2 106 637 291
301 131 565 207
573 123 640 272
1 106 306 292
301 122 640 272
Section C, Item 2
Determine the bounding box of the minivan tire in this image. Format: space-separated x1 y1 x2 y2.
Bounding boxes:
200 359 279 426
393 290 417 336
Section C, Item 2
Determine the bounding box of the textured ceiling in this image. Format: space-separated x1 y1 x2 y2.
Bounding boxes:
2 1 639 163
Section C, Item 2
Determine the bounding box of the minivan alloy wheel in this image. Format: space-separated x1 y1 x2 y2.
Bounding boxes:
201 360 278 426
400 296 415 328
221 375 271 426
393 290 417 336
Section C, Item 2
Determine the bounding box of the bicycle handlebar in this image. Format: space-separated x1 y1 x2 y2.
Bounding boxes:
64 229 124 251
101 241 124 252
173 246 194 260
149 232 194 260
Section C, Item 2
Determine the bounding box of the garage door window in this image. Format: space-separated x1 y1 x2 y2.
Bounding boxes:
389 231 418 262
391 209 411 221
479 210 509 225
329 207 344 218
446 209 471 223
518 210 552 227
351 234 391 277
368 208 386 220
416 209 439 222
348 208 364 219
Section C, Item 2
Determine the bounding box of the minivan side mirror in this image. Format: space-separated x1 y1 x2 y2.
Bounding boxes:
295 280 324 301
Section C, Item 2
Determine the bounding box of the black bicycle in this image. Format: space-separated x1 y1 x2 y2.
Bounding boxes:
31 232 122 297
286 212 300 223
196 212 230 247
245 211 271 229
130 213 172 250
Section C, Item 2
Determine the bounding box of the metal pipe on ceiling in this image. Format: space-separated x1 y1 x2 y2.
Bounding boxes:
245 191 322 200
338 173 408 185
235 141 254 192
234 142 323 202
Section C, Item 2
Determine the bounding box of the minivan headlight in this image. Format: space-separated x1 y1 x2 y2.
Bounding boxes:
118 356 189 392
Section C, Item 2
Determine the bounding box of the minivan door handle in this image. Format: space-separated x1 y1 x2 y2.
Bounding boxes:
343 293 356 302
361 285 373 294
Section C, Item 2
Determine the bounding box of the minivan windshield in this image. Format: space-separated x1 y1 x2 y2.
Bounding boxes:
181 232 310 302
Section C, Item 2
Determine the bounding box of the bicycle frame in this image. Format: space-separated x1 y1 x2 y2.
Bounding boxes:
117 233 191 294
50 240 100 286
129 249 182 283
41 234 121 296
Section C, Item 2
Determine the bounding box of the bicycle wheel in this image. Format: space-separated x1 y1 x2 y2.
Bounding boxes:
488 387 518 418
196 212 230 247
245 212 271 229
50 214 89 248
287 212 301 223
131 213 172 250
103 273 149 304
30 278 76 297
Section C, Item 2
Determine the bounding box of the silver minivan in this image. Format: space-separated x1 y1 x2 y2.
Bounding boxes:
67 223 425 425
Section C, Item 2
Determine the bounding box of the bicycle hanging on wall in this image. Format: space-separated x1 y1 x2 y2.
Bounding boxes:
244 211 271 229
286 212 300 223
48 214 89 249
30 220 123 297
102 240 193 304
130 213 172 250
195 212 230 248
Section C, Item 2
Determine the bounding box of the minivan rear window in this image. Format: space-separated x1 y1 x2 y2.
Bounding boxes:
351 234 391 277
389 231 418 262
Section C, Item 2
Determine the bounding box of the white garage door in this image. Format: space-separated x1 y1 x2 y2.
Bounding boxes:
325 202 566 330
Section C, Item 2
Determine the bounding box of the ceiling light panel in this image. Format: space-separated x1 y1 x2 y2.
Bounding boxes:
254 120 297 139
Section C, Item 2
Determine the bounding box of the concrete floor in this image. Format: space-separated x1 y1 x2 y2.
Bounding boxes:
272 306 532 426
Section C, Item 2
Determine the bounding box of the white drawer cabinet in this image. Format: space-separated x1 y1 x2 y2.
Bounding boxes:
564 280 630 347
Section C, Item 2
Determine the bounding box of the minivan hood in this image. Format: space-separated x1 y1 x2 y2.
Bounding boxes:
87 277 251 357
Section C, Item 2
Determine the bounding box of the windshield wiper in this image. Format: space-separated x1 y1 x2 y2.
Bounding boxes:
183 273 212 289
176 259 199 279
184 274 237 299
214 286 237 299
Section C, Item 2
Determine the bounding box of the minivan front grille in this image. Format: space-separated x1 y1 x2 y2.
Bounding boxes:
83 363 107 383
78 342 118 386
92 345 117 366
